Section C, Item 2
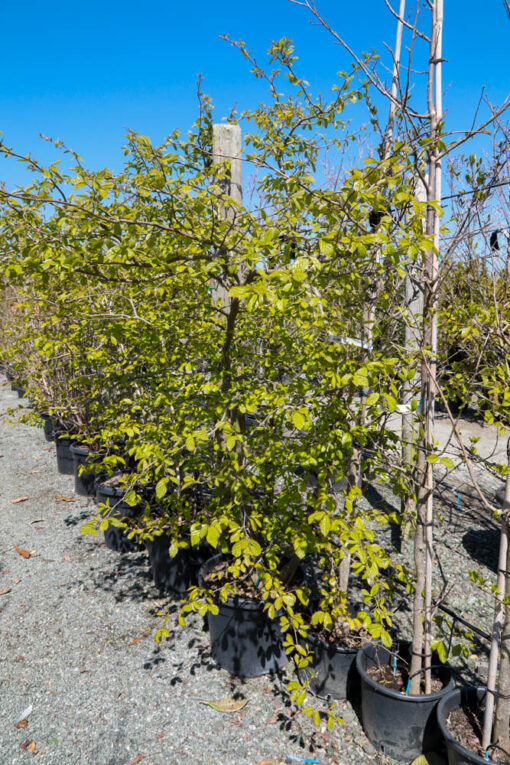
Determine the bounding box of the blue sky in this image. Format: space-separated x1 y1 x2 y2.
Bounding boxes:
1 0 508 189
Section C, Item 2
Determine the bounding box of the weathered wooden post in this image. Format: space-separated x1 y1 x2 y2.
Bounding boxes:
211 123 242 308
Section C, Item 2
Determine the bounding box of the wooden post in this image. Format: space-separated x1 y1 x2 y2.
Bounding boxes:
211 124 242 308
212 123 242 207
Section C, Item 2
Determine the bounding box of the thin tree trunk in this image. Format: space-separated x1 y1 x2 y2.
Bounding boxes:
491 441 510 750
483 513 509 750
410 0 443 695
493 517 510 754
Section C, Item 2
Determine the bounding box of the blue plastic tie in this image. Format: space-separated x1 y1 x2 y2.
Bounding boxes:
285 758 321 764
393 656 397 676
485 750 489 760
405 679 411 695
457 491 461 511
256 576 260 586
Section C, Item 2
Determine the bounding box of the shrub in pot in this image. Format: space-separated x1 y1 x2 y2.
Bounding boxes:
95 475 146 553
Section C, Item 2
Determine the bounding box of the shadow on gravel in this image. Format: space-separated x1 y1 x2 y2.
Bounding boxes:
66 552 155 603
63 508 93 527
462 528 499 572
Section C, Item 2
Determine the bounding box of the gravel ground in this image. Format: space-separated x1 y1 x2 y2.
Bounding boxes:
0 375 506 765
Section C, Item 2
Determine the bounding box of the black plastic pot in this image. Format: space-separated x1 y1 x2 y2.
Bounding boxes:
41 413 55 442
199 554 287 678
146 534 212 595
55 433 76 475
300 633 359 701
70 444 101 497
356 641 456 762
437 687 500 765
96 480 144 553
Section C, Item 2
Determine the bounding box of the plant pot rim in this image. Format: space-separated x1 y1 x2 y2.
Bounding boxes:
304 628 360 656
356 641 455 702
70 443 90 456
199 553 284 613
436 686 500 765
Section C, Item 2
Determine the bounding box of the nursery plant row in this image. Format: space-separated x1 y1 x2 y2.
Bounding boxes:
0 39 509 763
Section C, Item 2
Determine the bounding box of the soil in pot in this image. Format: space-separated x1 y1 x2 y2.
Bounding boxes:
96 477 144 554
146 533 212 595
437 687 510 764
357 641 456 762
299 625 368 702
199 554 297 678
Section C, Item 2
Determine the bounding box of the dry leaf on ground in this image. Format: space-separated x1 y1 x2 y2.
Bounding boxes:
0 587 12 595
131 755 144 764
12 577 21 584
29 518 46 524
14 546 31 559
55 496 74 502
63 556 71 562
200 698 248 713
28 741 36 754
10 497 29 504
16 719 28 729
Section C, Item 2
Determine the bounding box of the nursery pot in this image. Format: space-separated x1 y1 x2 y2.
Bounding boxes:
299 632 359 701
146 533 212 595
55 432 76 475
356 641 455 762
41 413 55 442
199 554 287 678
437 687 503 765
70 444 100 497
96 480 144 553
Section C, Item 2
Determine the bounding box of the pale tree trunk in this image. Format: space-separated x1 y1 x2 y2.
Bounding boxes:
409 0 443 695
491 441 510 751
401 178 426 543
493 517 510 754
358 0 406 496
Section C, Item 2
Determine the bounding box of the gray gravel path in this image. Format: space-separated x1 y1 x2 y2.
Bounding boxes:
0 378 385 765
0 375 504 765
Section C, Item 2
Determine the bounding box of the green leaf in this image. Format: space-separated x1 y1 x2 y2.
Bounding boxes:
206 525 220 548
292 412 305 430
155 478 168 500
320 515 331 537
319 239 334 258
185 434 195 452
440 457 454 469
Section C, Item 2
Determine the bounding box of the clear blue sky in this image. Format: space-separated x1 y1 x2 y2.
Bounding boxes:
1 0 508 188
